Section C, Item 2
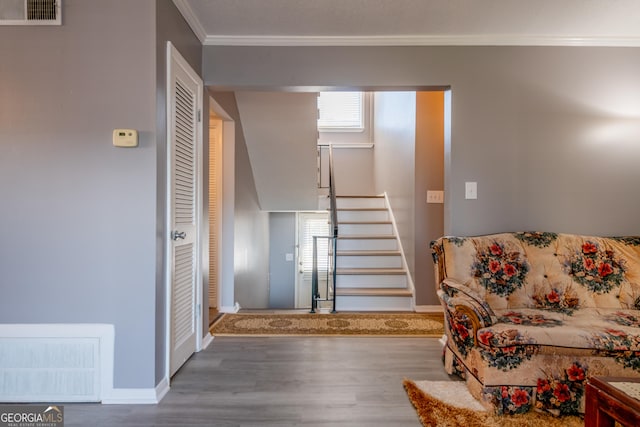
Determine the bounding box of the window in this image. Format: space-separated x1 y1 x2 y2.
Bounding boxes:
317 91 365 132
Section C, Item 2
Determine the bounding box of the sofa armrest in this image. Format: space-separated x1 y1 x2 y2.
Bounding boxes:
438 279 496 346
440 279 496 325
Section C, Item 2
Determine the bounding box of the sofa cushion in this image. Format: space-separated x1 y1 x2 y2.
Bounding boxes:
478 308 640 352
434 233 640 313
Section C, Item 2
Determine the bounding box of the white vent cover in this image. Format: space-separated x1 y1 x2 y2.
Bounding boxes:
0 0 61 25
0 324 114 403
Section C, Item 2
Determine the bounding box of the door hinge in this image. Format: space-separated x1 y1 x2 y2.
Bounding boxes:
196 303 201 317
197 109 202 123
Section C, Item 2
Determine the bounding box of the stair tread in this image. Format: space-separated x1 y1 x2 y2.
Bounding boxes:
338 221 392 224
337 268 406 275
337 235 396 240
335 208 387 212
336 250 400 256
336 195 385 198
336 287 413 297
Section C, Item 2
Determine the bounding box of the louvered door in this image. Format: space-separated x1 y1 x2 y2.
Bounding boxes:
296 212 330 308
167 43 202 377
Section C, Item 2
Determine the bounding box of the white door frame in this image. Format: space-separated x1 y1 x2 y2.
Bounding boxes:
165 41 204 382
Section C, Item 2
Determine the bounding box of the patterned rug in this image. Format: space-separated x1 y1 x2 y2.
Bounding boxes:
209 312 444 337
403 379 584 427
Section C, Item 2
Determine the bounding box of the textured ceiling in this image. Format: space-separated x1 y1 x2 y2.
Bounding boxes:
175 0 640 45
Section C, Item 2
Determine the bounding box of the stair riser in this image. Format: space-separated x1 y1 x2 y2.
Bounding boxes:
337 238 398 251
335 296 413 311
336 274 407 288
337 210 389 222
336 198 386 209
336 255 402 269
339 223 393 236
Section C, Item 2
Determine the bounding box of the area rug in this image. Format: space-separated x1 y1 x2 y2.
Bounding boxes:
403 379 584 427
209 312 444 336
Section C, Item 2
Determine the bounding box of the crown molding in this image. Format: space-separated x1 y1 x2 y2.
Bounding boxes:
172 0 207 43
202 34 640 47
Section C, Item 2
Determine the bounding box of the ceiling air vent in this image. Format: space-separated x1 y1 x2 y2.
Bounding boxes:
0 0 61 25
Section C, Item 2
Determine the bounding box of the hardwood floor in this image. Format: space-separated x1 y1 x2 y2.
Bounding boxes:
65 337 455 426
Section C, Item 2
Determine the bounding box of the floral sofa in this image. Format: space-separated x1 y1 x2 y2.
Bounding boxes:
430 232 640 416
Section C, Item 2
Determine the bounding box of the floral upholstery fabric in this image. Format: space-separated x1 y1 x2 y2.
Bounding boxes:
431 232 640 415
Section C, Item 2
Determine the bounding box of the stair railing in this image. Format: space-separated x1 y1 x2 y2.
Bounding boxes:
311 145 338 313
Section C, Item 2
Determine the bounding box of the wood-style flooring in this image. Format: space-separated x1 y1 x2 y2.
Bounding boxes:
64 337 455 426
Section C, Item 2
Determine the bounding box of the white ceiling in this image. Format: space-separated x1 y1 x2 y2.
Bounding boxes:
173 0 640 46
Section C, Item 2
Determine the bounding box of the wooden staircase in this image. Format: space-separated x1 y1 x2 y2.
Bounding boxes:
333 195 414 311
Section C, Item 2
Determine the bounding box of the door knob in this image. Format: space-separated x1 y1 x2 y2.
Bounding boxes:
171 231 186 240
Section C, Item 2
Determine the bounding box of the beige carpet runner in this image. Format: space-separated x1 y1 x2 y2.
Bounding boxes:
403 379 584 427
210 312 444 336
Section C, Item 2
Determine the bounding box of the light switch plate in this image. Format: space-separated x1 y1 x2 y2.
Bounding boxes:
427 190 444 204
465 182 477 199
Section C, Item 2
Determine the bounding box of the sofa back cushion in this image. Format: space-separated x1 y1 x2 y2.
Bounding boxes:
432 232 640 312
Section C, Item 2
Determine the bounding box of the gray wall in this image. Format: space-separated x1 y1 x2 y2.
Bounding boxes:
234 92 319 210
268 212 296 309
0 0 203 389
163 25 640 321
210 92 270 309
155 0 203 385
203 46 640 239
373 92 417 282
0 0 157 388
332 147 375 196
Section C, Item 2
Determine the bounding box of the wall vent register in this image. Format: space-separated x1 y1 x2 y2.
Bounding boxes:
0 0 61 25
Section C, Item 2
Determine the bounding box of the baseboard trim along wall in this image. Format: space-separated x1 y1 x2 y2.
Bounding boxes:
219 302 240 313
102 377 169 405
201 332 214 350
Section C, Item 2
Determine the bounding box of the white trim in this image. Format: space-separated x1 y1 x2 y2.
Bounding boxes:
414 305 444 313
172 0 207 43
155 377 170 402
202 34 640 47
201 333 214 350
103 377 168 405
326 143 374 149
382 192 416 311
102 390 157 404
219 304 240 313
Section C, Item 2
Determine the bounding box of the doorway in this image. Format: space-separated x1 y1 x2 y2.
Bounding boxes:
208 114 222 320
295 212 330 309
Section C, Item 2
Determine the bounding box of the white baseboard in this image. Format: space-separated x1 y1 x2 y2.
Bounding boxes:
414 305 443 313
219 302 240 313
201 333 214 350
155 377 170 403
103 376 169 405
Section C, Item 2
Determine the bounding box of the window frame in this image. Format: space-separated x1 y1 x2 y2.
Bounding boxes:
317 92 374 147
318 91 366 133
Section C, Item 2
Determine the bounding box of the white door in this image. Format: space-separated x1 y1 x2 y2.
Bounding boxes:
296 212 330 308
167 42 203 377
